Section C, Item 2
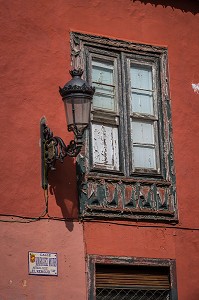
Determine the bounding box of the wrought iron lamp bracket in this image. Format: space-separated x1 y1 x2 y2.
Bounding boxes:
40 117 82 189
40 68 94 190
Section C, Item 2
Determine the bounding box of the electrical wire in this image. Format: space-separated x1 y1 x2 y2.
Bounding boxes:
0 143 198 230
0 189 48 223
0 185 77 223
82 219 199 231
1 192 198 231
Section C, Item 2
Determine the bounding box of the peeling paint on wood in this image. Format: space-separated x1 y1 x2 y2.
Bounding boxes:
79 178 176 221
72 32 178 222
92 124 119 170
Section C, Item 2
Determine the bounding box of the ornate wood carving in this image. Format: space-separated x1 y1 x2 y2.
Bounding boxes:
71 32 178 222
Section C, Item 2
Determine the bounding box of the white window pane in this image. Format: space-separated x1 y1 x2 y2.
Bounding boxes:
94 84 114 96
130 65 152 90
92 61 113 85
131 91 154 115
133 146 156 169
93 93 115 111
92 59 116 112
92 123 119 170
92 59 114 69
131 121 155 144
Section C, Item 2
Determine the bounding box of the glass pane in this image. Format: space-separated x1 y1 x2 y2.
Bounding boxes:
94 84 114 96
93 93 115 111
92 59 116 112
130 64 152 90
133 146 156 169
92 123 119 170
92 60 113 85
131 121 155 144
64 97 91 131
131 90 153 115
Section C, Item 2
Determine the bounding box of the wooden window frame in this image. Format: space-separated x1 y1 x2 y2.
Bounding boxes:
87 255 178 300
87 47 124 174
71 32 178 222
125 56 161 174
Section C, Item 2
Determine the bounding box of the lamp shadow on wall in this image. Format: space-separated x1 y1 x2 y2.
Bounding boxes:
48 157 79 232
131 0 199 15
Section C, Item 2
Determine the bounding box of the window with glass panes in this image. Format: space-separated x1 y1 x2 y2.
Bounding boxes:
71 32 177 222
89 52 160 176
130 63 159 172
91 55 120 171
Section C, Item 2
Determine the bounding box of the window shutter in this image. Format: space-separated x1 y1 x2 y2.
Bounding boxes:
96 264 170 289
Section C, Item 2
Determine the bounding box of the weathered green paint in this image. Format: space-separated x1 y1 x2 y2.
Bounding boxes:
74 32 177 222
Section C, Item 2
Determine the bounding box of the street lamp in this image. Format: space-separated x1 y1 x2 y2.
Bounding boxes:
40 69 95 189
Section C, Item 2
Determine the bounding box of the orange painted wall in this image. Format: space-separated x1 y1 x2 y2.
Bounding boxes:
0 0 199 299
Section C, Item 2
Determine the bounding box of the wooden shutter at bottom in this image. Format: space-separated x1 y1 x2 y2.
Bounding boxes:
96 264 170 290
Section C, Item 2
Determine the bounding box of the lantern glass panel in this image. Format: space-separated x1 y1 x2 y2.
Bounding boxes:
64 96 91 132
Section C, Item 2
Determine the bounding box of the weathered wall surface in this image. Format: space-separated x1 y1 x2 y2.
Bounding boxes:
0 221 86 300
0 0 199 299
84 222 199 299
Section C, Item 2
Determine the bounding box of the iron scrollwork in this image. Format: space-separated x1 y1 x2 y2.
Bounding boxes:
40 68 95 189
40 117 82 189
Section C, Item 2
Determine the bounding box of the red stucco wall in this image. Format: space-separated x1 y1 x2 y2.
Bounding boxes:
0 0 199 299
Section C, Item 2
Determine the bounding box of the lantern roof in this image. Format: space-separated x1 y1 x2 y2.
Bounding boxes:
59 69 95 98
